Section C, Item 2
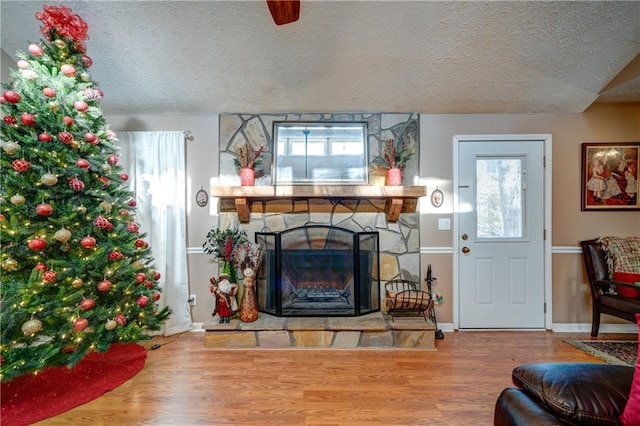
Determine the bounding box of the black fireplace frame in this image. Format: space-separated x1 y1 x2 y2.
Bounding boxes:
255 225 380 317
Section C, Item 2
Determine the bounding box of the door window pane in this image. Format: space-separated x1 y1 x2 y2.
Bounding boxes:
476 158 523 238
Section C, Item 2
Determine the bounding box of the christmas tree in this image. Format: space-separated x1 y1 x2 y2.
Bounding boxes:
0 5 170 381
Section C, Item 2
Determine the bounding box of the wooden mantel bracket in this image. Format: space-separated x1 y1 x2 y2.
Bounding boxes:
210 185 427 223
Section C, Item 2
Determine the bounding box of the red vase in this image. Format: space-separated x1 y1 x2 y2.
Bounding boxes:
386 168 402 186
240 168 255 186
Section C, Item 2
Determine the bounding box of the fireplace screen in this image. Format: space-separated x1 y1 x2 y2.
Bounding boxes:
256 225 380 317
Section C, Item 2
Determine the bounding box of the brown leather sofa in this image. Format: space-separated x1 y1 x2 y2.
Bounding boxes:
581 239 640 337
494 362 633 425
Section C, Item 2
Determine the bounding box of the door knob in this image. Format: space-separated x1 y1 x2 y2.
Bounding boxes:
462 246 470 254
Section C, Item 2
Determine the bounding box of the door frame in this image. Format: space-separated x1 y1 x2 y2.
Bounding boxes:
452 134 553 330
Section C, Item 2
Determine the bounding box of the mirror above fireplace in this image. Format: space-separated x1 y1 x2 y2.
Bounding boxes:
274 122 368 185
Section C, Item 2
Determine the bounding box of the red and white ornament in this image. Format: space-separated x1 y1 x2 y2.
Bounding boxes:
137 295 149 307
3 91 21 104
74 101 88 112
69 177 85 191
115 314 126 326
84 132 98 144
20 113 35 126
42 269 57 283
72 318 89 332
12 159 30 172
38 133 52 142
79 298 95 311
127 222 139 233
109 250 124 261
28 237 47 251
58 132 74 144
3 115 17 125
98 176 110 188
93 215 112 230
60 64 76 77
80 236 96 249
35 203 53 216
107 154 119 165
97 280 112 292
28 44 44 56
76 158 90 169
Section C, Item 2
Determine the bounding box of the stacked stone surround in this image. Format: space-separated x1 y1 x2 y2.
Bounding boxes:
203 312 435 349
218 112 422 284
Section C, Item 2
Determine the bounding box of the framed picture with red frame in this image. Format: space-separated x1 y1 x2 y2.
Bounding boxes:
581 142 639 211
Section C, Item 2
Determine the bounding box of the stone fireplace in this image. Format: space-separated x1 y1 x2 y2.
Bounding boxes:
214 112 423 315
256 225 380 317
203 112 434 349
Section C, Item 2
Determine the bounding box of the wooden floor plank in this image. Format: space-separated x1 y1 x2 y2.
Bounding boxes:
33 330 635 425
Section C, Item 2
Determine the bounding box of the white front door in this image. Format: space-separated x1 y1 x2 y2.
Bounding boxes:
457 139 546 328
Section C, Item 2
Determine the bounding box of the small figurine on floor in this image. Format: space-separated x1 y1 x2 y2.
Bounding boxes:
209 275 238 323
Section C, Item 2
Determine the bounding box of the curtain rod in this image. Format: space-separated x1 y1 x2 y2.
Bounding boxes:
183 130 194 141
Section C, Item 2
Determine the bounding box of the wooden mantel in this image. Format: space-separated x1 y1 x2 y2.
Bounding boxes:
209 185 426 223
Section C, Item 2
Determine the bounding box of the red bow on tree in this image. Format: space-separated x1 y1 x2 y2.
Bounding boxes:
36 5 89 43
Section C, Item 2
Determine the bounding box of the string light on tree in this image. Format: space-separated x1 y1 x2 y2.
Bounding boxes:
0 4 170 382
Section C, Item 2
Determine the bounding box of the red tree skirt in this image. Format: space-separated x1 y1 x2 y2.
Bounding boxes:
1 343 147 426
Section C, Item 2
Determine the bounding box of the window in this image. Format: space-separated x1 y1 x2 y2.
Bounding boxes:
476 157 524 239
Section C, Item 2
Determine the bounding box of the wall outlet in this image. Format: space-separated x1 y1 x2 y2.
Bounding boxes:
188 294 197 306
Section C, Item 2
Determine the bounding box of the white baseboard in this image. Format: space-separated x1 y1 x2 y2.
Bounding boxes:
551 323 637 334
190 322 205 332
437 323 636 334
188 321 635 334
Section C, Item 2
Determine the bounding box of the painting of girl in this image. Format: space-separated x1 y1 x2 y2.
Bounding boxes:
582 143 640 211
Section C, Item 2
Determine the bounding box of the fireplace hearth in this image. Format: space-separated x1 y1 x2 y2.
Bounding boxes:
256 225 380 317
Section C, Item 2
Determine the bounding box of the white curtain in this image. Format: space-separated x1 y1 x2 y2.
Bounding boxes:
117 131 190 336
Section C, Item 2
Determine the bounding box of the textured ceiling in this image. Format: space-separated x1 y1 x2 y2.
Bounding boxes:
1 1 639 115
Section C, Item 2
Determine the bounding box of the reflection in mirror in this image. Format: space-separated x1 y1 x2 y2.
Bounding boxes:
274 122 368 184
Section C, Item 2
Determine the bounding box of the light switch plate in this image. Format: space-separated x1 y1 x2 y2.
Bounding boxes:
438 218 451 230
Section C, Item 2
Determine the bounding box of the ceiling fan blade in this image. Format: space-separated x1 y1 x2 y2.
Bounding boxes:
266 0 300 25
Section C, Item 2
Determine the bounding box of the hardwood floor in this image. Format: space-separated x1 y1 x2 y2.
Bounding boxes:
35 330 635 425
